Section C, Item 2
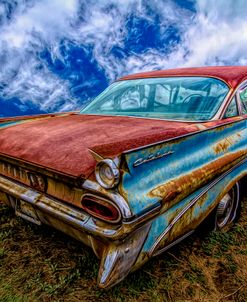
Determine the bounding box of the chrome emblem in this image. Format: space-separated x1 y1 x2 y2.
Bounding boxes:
133 150 174 167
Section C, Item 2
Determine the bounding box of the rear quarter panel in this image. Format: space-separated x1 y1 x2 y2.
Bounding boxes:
118 117 247 268
120 118 247 216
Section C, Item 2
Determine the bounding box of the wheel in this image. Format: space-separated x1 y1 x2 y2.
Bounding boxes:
198 182 242 234
214 182 240 230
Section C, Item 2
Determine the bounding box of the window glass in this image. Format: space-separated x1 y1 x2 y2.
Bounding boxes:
224 97 238 118
239 87 247 114
81 77 229 121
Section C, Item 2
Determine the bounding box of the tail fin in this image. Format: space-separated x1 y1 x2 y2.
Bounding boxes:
98 223 151 288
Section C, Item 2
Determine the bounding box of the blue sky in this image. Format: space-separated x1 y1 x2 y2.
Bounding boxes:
0 0 246 117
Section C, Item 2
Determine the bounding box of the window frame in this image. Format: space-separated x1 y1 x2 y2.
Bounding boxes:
236 80 247 115
222 95 239 119
220 79 247 119
81 76 231 122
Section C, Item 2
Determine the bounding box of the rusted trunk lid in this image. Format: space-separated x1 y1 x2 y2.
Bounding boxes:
0 113 200 178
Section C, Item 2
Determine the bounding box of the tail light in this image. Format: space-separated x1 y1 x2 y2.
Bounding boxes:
81 195 121 223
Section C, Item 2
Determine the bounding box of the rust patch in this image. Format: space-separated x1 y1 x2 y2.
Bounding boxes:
0 111 76 124
149 151 246 212
0 191 11 206
213 133 242 154
167 194 209 244
0 159 85 209
213 139 233 154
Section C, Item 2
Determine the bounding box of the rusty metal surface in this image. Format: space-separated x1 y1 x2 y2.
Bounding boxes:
118 66 247 88
0 111 77 124
0 113 199 178
0 158 85 208
120 118 247 216
134 158 247 266
98 223 151 288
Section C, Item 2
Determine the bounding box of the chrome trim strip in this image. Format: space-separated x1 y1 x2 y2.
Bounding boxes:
153 230 194 257
123 202 161 224
236 92 243 115
0 175 156 240
124 117 245 154
212 88 234 120
80 112 214 123
149 156 247 256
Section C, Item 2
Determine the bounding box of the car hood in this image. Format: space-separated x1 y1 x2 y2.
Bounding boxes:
0 113 200 178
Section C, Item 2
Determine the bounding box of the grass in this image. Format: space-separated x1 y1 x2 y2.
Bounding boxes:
0 197 246 302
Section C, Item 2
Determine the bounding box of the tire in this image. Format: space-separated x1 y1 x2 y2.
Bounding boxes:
198 181 242 234
213 182 241 231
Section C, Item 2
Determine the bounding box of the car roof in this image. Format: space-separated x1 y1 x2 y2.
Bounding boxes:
118 66 247 88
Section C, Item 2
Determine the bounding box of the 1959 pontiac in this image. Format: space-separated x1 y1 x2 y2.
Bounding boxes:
0 66 246 288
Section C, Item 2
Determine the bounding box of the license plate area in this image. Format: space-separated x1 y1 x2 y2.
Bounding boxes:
9 195 41 225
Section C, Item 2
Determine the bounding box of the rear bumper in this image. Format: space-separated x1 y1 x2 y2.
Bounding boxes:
0 175 122 245
0 174 151 287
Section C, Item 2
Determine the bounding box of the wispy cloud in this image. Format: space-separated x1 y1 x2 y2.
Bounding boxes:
0 0 78 112
0 0 246 115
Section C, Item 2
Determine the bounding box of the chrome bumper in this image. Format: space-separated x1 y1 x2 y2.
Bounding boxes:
0 175 121 245
0 174 152 287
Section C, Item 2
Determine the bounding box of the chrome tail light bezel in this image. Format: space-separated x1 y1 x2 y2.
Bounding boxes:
95 159 120 189
81 194 122 224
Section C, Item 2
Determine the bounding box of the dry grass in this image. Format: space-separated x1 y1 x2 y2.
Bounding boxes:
0 197 246 302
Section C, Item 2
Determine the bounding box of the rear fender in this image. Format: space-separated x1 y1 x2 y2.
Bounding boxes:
131 158 247 269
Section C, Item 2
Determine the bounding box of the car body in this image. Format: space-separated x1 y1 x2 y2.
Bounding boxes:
0 66 247 288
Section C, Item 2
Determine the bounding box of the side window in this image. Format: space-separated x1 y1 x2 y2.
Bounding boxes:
239 87 247 114
223 96 238 118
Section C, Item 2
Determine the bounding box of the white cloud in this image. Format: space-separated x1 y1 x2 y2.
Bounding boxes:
1 0 78 47
180 0 247 67
0 0 247 114
123 0 247 73
0 0 79 112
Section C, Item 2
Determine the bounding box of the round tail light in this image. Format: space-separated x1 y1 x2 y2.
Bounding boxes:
81 195 121 223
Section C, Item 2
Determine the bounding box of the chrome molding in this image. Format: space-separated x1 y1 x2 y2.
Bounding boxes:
153 230 194 257
212 87 234 120
124 117 245 154
81 193 122 224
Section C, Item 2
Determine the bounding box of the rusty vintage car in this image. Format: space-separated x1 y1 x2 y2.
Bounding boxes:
0 66 247 288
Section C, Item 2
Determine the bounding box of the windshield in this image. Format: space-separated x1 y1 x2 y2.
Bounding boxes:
80 77 229 121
